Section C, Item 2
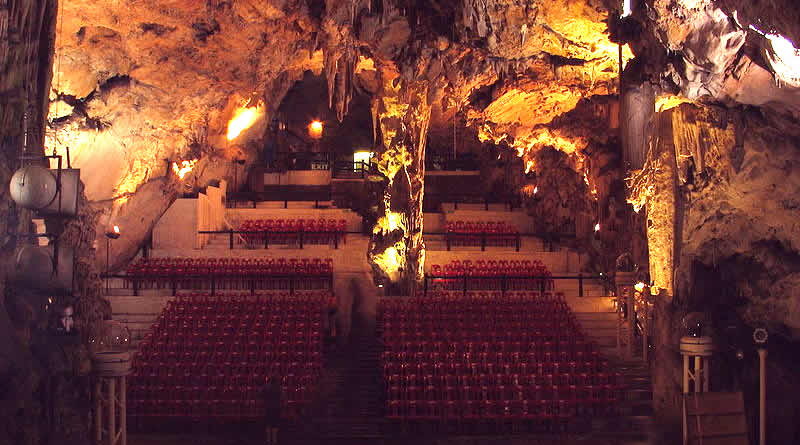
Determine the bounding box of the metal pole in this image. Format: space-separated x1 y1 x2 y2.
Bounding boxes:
120 376 127 445
108 378 116 445
759 348 767 445
106 238 110 294
95 380 102 442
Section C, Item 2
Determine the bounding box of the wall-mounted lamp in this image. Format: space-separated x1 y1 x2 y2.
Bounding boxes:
105 226 120 294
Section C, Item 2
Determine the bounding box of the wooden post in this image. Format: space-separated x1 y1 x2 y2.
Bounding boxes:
683 354 689 445
759 348 767 445
108 378 115 445
95 380 102 442
120 376 126 445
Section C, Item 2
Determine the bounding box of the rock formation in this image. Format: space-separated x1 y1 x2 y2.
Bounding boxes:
2 0 800 442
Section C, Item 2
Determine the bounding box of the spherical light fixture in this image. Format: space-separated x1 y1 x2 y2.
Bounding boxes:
753 327 768 345
9 165 57 209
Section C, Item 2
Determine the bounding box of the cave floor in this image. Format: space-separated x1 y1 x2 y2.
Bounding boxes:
128 432 655 445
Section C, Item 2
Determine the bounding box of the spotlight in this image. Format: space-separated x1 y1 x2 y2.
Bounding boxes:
594 223 601 232
308 120 324 139
106 225 121 239
634 282 646 293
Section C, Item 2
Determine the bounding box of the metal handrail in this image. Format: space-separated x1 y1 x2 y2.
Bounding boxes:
331 160 368 179
423 192 521 211
422 231 563 252
423 274 603 297
103 272 334 296
198 229 346 249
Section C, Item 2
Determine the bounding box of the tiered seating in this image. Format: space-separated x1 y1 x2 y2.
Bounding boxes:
238 218 346 247
124 257 333 292
445 221 519 248
128 292 327 427
429 259 553 291
379 293 622 434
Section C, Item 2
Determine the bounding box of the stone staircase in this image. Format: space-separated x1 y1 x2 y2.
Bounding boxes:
569 296 655 444
288 315 384 441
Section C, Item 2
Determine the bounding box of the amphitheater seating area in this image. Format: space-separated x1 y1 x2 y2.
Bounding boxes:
128 292 327 427
379 292 621 433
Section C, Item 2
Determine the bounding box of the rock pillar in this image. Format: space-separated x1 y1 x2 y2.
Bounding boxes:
368 71 431 295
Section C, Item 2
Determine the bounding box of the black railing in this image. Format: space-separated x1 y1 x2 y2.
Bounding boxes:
198 229 347 249
421 231 522 252
423 274 603 297
427 156 480 171
331 160 368 179
104 272 334 296
267 152 331 171
423 192 521 212
226 191 330 209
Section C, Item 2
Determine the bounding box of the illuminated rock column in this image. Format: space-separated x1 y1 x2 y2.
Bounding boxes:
368 72 431 295
646 109 678 297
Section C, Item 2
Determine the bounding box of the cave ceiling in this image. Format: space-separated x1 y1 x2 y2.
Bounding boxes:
47 0 799 202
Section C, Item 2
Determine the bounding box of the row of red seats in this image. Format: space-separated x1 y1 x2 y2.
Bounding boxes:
124 259 333 292
132 362 320 387
239 218 346 232
385 393 618 433
385 368 617 387
129 296 325 425
172 291 332 304
385 291 566 305
126 258 333 278
129 385 312 423
238 218 347 246
387 381 621 403
431 259 549 275
381 346 598 364
445 221 519 248
445 221 519 234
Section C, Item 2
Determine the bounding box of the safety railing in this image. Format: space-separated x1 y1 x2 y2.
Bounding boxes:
423 274 603 297
198 229 347 249
331 160 369 179
225 192 330 209
423 192 522 212
426 156 480 171
103 272 334 296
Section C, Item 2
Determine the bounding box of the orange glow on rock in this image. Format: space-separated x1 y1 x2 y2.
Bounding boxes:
172 159 197 179
227 103 263 141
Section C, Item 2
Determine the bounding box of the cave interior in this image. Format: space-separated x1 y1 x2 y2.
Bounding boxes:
1 0 800 444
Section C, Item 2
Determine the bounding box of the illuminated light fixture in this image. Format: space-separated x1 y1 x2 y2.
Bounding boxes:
106 225 121 239
353 151 372 171
227 103 263 141
594 223 601 232
634 282 646 293
172 160 197 180
533 186 538 195
308 120 324 139
621 0 632 17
